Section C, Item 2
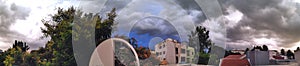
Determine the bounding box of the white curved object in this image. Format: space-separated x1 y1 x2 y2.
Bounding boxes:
89 38 140 66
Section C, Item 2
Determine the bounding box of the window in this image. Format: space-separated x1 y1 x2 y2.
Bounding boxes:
175 48 179 54
187 58 190 63
187 50 190 56
181 57 185 62
163 51 165 54
181 49 185 54
159 46 162 49
160 52 162 55
156 52 159 56
176 57 178 63
163 44 165 48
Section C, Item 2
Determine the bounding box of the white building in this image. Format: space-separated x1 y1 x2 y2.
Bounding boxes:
248 51 270 65
186 47 195 63
155 38 194 64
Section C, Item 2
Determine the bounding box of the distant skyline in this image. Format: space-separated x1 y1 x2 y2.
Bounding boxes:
0 0 299 51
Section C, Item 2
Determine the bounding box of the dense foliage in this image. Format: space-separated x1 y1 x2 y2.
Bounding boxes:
0 7 117 66
189 26 213 64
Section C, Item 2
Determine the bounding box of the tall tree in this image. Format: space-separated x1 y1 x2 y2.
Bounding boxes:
95 8 117 46
189 26 212 64
41 7 117 65
72 8 117 66
41 7 76 66
195 26 211 53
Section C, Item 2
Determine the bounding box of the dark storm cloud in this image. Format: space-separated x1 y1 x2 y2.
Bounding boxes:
221 0 300 48
111 0 201 42
174 0 207 24
131 17 178 37
0 1 31 47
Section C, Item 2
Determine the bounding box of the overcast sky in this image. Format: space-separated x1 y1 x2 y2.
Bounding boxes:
220 0 300 50
0 0 299 51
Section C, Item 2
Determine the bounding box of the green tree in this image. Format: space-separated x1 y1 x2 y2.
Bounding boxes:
72 7 117 66
189 26 212 64
188 26 212 53
95 8 117 46
41 7 76 66
3 55 14 66
0 50 6 66
195 26 211 53
3 47 23 66
198 52 210 64
72 7 117 46
41 6 117 65
1 40 31 66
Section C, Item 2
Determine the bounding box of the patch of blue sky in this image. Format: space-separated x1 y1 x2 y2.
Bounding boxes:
129 30 181 48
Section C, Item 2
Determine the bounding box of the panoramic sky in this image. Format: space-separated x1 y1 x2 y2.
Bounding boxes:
0 0 77 50
0 0 299 51
221 0 300 50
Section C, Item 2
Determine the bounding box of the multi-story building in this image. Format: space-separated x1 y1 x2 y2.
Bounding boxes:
155 38 194 64
186 46 195 63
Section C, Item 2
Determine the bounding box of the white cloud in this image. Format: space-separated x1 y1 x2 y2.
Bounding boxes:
113 0 199 42
0 0 77 50
224 6 243 28
220 0 300 50
0 0 206 50
201 16 227 48
293 0 300 3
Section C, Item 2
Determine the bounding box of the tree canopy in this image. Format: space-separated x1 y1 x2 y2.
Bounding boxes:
40 7 117 65
188 26 213 64
41 7 77 66
196 26 211 53
0 40 39 66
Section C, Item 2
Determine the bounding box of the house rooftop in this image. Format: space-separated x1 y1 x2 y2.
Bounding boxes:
220 55 250 66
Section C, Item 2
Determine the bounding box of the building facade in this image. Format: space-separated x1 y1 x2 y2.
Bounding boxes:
155 38 194 64
186 46 195 63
